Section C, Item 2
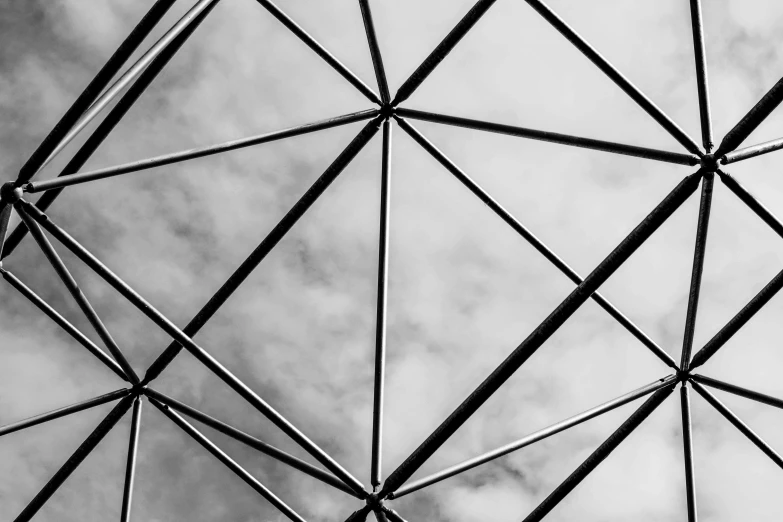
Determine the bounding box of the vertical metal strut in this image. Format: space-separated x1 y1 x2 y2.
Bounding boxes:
120 397 143 522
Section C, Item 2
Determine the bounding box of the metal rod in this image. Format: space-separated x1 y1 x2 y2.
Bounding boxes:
15 205 139 383
395 108 699 166
689 0 712 151
524 0 702 156
0 203 11 260
15 0 177 184
373 510 388 522
380 168 700 497
691 374 783 411
16 199 369 497
120 397 143 522
394 116 679 370
391 0 497 106
23 109 378 193
390 375 676 498
358 0 391 104
253 0 380 104
680 173 714 371
690 267 783 370
521 384 675 522
716 76 783 157
0 388 129 438
143 116 383 384
680 384 698 522
722 137 783 164
144 388 359 496
344 506 371 522
1 0 218 262
13 395 134 522
371 119 392 489
691 381 783 470
0 268 129 381
717 169 783 239
148 398 308 522
380 507 409 522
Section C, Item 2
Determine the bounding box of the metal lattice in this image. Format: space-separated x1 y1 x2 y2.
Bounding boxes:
2 0 783 520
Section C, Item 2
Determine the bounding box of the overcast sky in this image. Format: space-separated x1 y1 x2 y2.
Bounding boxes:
2 0 783 521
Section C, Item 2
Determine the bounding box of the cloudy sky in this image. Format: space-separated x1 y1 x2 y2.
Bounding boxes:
1 0 783 520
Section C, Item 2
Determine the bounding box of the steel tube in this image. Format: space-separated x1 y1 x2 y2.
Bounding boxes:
521 384 675 522
691 381 783 469
690 268 783 370
717 170 783 239
344 506 371 522
149 398 308 522
17 199 368 497
723 137 783 164
395 116 678 369
144 388 359 496
689 0 713 151
13 395 134 522
0 268 128 380
0 203 11 259
680 385 698 522
15 0 177 184
525 0 702 156
359 0 390 104
253 0 379 104
716 76 783 156
16 205 139 383
120 397 143 522
1 0 218 262
143 116 383 384
371 120 392 489
395 108 699 166
380 168 700 497
391 375 675 498
24 109 379 193
691 374 783 411
380 507 409 522
680 173 714 371
0 388 129 438
391 0 497 106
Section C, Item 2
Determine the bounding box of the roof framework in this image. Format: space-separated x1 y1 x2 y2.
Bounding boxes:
1 0 783 520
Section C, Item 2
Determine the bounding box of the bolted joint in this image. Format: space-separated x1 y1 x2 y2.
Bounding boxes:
130 382 147 397
380 103 394 120
0 182 23 204
365 493 384 510
676 368 690 383
699 153 719 172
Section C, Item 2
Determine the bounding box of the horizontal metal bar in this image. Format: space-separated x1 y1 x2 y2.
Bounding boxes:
392 0 497 106
380 168 700 497
149 398 307 522
16 205 139 383
690 267 783 370
13 395 134 522
120 397 142 522
0 267 129 381
24 109 379 193
16 199 368 497
144 388 359 496
691 380 783 470
0 388 129 438
723 137 783 164
691 374 783 411
524 0 702 156
716 76 783 157
359 0 391 104
15 0 177 184
391 375 676 498
522 383 675 522
394 116 678 370
395 108 699 166
254 0 380 104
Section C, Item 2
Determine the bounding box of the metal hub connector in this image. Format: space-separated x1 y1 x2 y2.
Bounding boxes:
699 153 719 171
0 182 22 204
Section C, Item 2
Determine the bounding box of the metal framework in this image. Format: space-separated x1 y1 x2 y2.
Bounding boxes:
1 0 783 520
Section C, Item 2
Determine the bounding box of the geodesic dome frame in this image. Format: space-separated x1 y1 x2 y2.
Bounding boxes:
2 0 783 520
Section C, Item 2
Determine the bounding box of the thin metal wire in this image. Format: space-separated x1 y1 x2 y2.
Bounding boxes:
120 397 142 522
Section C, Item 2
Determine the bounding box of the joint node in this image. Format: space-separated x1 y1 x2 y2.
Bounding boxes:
380 103 394 120
0 182 22 204
699 153 719 172
365 493 384 510
676 369 690 383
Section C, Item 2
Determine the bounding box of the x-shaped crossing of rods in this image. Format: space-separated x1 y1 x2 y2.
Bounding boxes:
1 0 783 520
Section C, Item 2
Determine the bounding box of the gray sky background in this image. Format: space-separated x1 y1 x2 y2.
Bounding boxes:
1 0 783 520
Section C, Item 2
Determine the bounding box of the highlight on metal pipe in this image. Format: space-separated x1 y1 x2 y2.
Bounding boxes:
722 136 783 164
381 172 700 497
120 397 143 522
690 380 783 470
521 383 676 522
148 398 308 522
689 0 712 151
680 384 698 522
395 116 679 370
15 198 368 498
691 374 783 411
390 375 676 499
